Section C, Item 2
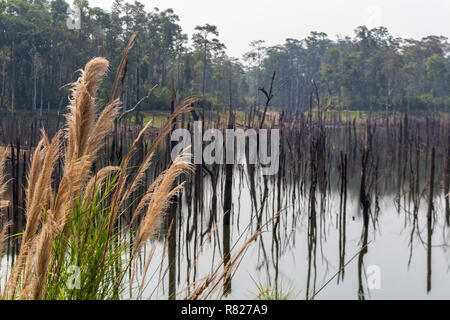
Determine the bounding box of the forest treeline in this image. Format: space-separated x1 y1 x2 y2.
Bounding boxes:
0 0 448 114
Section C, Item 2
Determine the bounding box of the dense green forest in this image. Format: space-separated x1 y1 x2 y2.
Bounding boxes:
0 0 448 114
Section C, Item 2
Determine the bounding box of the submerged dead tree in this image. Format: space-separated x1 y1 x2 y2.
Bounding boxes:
338 151 348 283
445 135 449 224
258 71 276 129
360 121 373 228
223 79 234 295
427 147 436 222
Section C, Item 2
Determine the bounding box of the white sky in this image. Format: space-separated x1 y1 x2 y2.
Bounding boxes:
86 0 450 58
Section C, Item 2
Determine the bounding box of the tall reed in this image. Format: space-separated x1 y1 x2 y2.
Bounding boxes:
0 57 195 300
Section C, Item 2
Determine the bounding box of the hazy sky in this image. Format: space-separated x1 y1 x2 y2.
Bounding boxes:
86 0 450 58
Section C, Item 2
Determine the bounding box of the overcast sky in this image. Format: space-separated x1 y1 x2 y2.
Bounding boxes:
85 0 450 58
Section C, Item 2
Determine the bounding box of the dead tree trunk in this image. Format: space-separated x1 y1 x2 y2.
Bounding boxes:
427 147 435 222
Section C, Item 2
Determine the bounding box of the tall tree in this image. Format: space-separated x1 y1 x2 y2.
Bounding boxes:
192 24 226 95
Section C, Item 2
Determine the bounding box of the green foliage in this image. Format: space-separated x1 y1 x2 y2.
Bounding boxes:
245 27 449 113
45 172 132 300
147 87 172 110
252 278 295 300
0 0 447 114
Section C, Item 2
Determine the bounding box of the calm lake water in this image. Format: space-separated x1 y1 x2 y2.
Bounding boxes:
1 117 449 300
131 168 447 300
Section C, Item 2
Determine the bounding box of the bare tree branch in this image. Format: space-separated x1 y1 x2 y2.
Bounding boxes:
118 84 158 122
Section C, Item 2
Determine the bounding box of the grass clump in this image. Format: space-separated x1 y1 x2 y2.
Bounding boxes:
0 57 195 300
252 277 295 300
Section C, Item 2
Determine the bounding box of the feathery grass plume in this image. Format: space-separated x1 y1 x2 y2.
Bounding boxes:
20 131 60 246
65 57 109 166
44 157 94 263
20 235 39 299
3 54 197 300
33 57 135 300
134 152 193 255
85 100 121 157
129 173 165 224
4 131 61 299
6 57 119 300
108 32 136 104
59 58 119 219
26 58 116 299
0 150 8 269
30 216 57 299
25 137 47 211
54 56 118 225
117 97 196 208
83 166 120 207
0 148 8 199
187 232 261 300
98 97 197 269
0 219 11 271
